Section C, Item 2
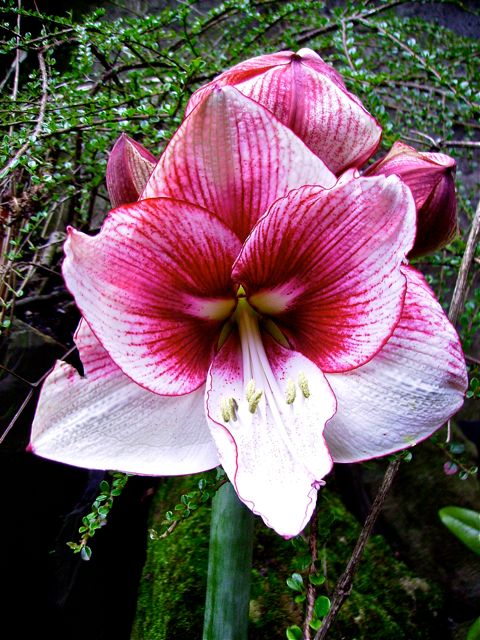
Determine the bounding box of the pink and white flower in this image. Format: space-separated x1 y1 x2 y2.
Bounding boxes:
30 86 467 537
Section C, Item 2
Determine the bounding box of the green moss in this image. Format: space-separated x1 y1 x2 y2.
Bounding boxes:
131 480 443 639
131 477 212 640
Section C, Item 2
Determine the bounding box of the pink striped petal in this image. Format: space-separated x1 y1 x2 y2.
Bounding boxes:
30 322 219 474
324 267 467 462
62 198 241 395
186 49 381 173
234 175 416 372
142 86 336 241
205 331 335 537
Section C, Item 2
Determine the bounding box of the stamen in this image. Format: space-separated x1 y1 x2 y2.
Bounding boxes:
285 378 296 404
298 372 311 398
248 388 263 414
220 396 238 422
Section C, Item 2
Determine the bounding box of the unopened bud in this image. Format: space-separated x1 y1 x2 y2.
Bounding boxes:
365 141 457 258
106 133 157 207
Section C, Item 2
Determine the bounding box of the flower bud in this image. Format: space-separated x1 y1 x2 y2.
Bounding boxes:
106 133 157 207
365 141 457 257
186 48 381 174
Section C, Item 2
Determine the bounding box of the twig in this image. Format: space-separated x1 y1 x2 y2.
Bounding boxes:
449 197 480 326
297 0 409 44
303 502 319 640
0 49 48 181
313 459 402 640
340 21 355 72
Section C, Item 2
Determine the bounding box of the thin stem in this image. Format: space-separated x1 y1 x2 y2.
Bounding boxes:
449 197 480 326
303 502 319 640
0 49 48 181
313 459 402 640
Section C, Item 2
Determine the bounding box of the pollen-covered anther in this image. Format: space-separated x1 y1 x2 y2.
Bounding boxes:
285 378 296 404
220 396 238 422
298 372 311 399
245 378 263 414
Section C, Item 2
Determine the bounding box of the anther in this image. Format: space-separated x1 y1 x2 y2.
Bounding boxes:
220 397 238 422
285 378 296 404
298 372 311 398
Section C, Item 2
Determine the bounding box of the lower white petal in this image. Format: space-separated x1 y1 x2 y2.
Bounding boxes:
205 317 335 537
30 321 219 474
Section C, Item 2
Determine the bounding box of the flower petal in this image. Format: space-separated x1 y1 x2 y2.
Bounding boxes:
30 321 219 474
205 331 335 537
63 198 242 395
186 48 382 173
234 175 416 372
324 267 468 462
142 86 336 241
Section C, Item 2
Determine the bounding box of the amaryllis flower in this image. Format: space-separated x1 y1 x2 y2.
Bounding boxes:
106 133 157 207
186 48 382 174
30 88 467 537
365 140 457 257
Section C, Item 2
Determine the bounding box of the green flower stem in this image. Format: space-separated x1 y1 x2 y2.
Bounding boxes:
202 481 254 640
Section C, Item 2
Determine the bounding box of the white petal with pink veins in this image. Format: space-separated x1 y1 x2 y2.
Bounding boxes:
30 322 219 474
205 313 335 537
324 267 468 462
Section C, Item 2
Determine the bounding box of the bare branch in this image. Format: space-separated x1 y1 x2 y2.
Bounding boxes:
0 49 48 181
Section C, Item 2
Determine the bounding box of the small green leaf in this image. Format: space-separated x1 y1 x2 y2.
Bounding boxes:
314 595 331 618
309 573 326 586
439 507 480 555
286 625 303 640
467 616 480 640
309 618 322 630
294 594 306 603
286 572 304 592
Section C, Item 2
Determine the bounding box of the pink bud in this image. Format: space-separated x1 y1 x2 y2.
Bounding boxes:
186 49 381 174
365 141 457 258
106 133 157 207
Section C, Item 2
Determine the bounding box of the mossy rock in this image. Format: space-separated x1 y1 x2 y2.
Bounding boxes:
131 476 443 639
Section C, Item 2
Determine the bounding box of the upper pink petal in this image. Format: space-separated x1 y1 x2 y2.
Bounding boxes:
324 266 467 462
205 331 335 537
186 48 382 174
234 175 416 372
142 86 336 241
62 198 242 395
30 321 219 474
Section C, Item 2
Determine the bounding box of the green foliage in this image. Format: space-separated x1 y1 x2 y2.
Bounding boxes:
66 471 129 560
438 506 480 556
148 467 226 540
135 481 444 639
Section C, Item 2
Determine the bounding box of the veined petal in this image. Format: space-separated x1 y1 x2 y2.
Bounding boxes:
63 198 242 395
234 175 416 372
205 329 335 537
324 267 468 462
186 49 381 173
30 321 219 474
142 86 336 241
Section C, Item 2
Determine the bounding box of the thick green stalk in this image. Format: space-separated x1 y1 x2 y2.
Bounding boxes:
202 481 254 640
